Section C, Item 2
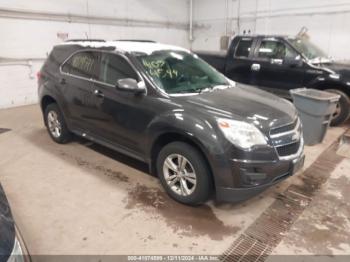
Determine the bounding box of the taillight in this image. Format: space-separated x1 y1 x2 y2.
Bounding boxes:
36 71 42 81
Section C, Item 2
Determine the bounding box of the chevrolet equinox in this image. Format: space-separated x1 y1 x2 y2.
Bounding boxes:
38 40 305 205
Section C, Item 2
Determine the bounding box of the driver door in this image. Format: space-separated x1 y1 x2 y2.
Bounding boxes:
89 52 155 158
251 37 305 97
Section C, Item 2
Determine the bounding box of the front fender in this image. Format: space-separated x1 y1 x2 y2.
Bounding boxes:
146 111 234 188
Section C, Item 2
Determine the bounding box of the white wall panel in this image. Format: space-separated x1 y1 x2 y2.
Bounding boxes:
0 0 190 108
3 0 350 109
192 0 350 61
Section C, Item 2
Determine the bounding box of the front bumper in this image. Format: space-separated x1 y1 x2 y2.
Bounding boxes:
216 153 305 202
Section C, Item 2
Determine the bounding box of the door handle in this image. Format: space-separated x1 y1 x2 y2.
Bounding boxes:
251 63 261 72
271 59 283 65
93 89 104 98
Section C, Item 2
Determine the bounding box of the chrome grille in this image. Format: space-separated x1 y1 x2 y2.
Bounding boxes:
270 119 298 136
269 118 303 160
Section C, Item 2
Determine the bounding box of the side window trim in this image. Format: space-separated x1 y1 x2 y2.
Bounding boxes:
255 38 281 62
60 50 99 82
233 37 254 59
254 37 297 62
96 52 142 88
60 49 144 88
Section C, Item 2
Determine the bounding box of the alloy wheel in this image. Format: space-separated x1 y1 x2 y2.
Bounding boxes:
47 110 62 138
163 154 197 196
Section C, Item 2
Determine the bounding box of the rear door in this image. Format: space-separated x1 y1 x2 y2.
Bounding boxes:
225 37 256 85
250 37 305 97
60 50 100 131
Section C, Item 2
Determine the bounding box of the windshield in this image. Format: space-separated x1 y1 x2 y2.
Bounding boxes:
136 50 230 94
289 38 328 60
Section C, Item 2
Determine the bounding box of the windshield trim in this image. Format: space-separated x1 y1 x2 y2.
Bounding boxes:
169 92 200 97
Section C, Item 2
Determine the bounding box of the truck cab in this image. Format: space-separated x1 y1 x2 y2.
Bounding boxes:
198 35 350 126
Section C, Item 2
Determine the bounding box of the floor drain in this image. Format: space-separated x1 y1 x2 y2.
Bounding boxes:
221 235 272 262
220 135 345 262
336 130 350 158
0 128 11 135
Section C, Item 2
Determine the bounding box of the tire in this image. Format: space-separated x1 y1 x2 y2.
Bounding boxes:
44 103 72 144
326 89 350 126
156 142 213 205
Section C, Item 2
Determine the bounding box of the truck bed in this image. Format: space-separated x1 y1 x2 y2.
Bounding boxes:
195 50 227 73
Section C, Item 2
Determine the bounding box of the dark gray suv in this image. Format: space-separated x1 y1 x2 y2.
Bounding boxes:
38 40 305 205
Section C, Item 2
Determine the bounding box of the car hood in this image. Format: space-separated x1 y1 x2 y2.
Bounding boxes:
0 183 15 260
319 62 350 79
173 84 297 133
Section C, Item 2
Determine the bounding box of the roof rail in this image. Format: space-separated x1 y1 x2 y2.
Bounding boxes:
116 39 157 43
65 39 106 42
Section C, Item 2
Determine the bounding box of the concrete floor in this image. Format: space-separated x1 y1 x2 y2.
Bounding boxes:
0 105 349 258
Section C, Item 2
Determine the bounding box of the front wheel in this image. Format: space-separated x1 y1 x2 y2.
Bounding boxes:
156 142 213 205
326 89 350 126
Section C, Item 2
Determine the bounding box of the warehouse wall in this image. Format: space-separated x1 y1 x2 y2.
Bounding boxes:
192 0 350 61
2 0 350 109
0 0 190 108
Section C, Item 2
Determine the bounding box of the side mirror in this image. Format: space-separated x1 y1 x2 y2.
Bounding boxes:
116 78 146 94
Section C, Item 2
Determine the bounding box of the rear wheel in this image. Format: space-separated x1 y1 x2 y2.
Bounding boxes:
44 103 72 144
326 89 350 126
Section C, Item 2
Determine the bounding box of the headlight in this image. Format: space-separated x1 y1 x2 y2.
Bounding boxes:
217 118 267 149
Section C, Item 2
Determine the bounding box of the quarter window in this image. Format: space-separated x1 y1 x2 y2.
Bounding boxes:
234 38 253 58
99 53 138 86
62 51 98 79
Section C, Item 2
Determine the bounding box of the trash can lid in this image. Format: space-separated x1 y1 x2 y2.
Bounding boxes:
290 88 340 102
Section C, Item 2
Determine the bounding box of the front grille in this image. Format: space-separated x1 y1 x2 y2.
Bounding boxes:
276 141 300 157
270 118 298 136
269 118 302 159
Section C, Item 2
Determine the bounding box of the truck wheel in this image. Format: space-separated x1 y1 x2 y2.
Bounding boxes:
44 103 72 144
326 89 350 126
156 142 212 205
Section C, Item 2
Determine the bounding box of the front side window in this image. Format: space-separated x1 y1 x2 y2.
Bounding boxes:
258 40 298 60
62 51 98 79
137 51 230 94
235 38 253 58
99 53 138 85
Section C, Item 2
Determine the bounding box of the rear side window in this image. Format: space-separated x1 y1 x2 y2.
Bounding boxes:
234 38 253 58
62 51 98 79
98 53 138 86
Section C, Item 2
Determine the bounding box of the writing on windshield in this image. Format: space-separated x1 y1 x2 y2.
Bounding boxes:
142 59 179 79
138 51 229 94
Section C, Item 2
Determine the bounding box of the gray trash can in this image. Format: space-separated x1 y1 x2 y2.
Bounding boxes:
290 88 340 146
